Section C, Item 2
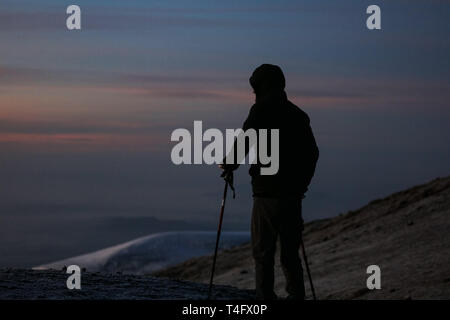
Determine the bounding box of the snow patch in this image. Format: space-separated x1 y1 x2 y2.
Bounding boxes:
34 231 249 275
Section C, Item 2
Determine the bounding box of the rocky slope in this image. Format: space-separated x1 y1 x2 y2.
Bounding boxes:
0 268 253 299
154 176 450 300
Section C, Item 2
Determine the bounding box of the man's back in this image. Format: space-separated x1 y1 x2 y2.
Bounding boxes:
242 87 319 197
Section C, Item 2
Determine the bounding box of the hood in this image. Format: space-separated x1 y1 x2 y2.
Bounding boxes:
249 64 286 98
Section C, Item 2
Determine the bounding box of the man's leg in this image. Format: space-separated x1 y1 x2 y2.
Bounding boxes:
279 198 305 298
251 197 279 300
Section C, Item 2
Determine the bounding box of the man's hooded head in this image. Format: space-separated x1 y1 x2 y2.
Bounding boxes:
249 64 286 97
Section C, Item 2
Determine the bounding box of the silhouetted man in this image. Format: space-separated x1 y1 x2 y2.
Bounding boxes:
221 64 319 300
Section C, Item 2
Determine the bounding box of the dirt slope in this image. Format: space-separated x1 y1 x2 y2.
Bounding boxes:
154 176 450 300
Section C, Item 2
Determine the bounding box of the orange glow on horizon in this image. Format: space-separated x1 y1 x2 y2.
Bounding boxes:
0 132 167 152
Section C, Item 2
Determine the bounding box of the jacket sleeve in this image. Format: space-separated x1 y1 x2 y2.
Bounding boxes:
222 105 257 171
242 104 257 131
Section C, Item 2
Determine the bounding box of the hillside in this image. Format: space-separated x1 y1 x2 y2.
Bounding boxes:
154 176 450 299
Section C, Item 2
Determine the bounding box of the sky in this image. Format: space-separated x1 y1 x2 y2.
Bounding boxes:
1 0 449 266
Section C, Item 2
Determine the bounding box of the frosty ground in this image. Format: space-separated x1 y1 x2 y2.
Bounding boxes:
0 268 254 300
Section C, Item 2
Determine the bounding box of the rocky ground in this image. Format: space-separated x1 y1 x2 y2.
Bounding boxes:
0 268 254 299
154 176 450 300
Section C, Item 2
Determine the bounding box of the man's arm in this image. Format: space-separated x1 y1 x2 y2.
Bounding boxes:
220 105 257 173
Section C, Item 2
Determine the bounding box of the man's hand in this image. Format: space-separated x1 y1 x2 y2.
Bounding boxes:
218 165 236 198
219 162 239 175
219 164 230 178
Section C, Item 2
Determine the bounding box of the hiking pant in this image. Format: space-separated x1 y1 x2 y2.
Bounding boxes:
251 197 305 300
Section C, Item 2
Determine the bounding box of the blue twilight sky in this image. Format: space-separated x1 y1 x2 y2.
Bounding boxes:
0 0 449 266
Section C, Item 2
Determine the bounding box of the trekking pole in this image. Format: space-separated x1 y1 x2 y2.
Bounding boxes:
207 171 233 299
300 236 317 300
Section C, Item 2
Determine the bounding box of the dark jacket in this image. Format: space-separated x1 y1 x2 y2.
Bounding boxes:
225 64 319 197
